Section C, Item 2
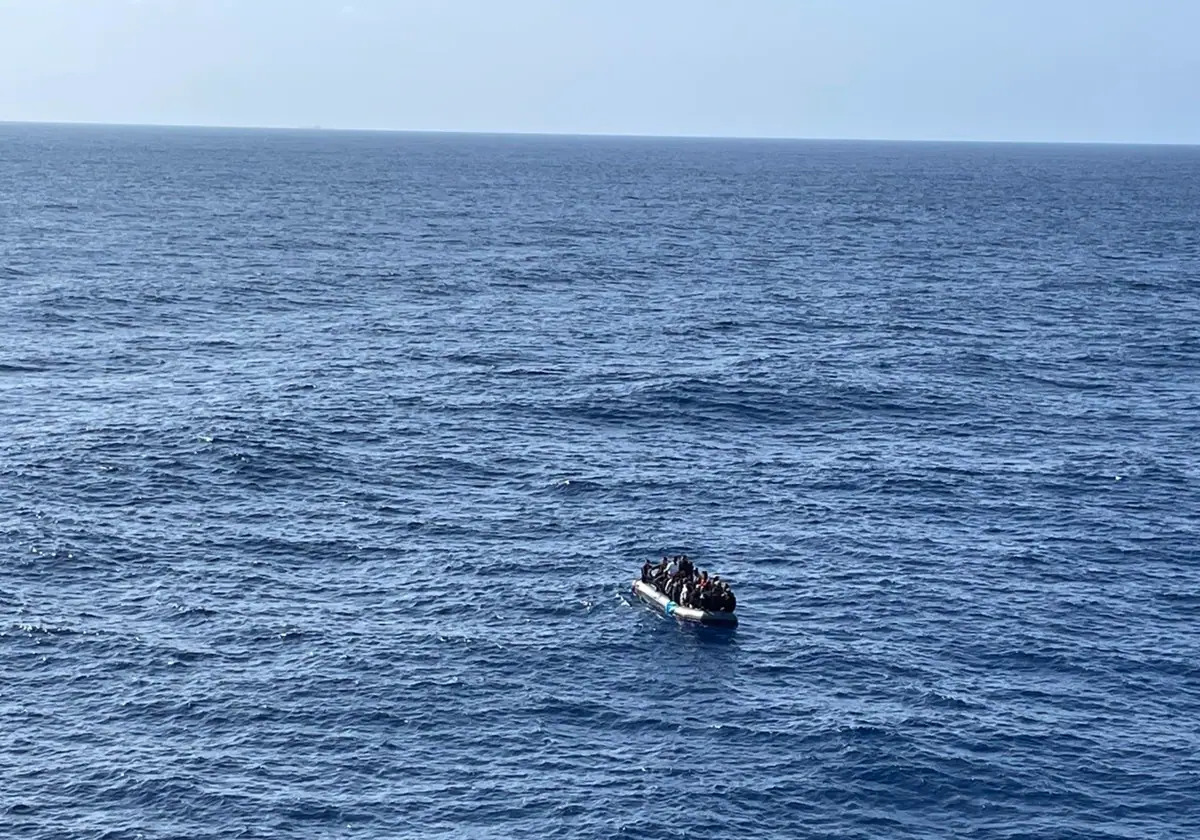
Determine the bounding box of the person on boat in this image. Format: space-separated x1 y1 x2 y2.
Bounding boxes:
654 558 670 589
678 555 694 577
717 581 736 612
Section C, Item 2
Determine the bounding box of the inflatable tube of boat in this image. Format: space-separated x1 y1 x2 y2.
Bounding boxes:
631 580 738 627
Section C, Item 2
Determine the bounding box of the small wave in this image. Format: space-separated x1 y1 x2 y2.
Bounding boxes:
1013 369 1116 391
918 690 984 711
443 350 526 368
546 478 605 495
826 213 907 226
1158 591 1200 605
160 647 217 665
170 604 219 619
0 362 47 374
495 366 566 378
13 622 79 636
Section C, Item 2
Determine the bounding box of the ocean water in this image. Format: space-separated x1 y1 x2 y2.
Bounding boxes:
1 123 1198 839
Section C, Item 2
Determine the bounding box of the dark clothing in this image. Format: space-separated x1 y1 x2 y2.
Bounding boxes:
640 560 735 612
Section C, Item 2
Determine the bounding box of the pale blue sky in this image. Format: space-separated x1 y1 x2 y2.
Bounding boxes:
1 0 1196 143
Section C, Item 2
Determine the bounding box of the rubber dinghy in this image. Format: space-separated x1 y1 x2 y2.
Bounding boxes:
631 580 738 627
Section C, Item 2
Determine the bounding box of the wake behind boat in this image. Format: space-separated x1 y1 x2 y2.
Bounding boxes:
632 555 738 627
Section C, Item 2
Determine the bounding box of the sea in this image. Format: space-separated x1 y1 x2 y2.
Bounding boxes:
1 122 1198 839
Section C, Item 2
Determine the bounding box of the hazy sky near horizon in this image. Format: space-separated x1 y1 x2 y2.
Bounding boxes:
0 0 1197 143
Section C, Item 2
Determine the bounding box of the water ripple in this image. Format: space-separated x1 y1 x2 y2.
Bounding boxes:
1 125 1198 839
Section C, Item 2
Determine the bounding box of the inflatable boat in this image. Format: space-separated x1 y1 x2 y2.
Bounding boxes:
631 580 738 627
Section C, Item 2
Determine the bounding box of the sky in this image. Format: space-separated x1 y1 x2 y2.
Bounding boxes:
0 0 1197 143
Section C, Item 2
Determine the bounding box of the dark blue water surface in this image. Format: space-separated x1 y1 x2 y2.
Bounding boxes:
2 123 1199 839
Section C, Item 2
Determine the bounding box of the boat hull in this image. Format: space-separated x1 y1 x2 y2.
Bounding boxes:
631 580 738 627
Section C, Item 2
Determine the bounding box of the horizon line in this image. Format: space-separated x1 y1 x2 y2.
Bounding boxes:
1 118 1197 148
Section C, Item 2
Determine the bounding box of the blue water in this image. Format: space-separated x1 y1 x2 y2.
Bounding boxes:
2 123 1199 839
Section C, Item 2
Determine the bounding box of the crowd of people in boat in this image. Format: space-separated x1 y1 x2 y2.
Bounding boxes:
641 555 736 613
